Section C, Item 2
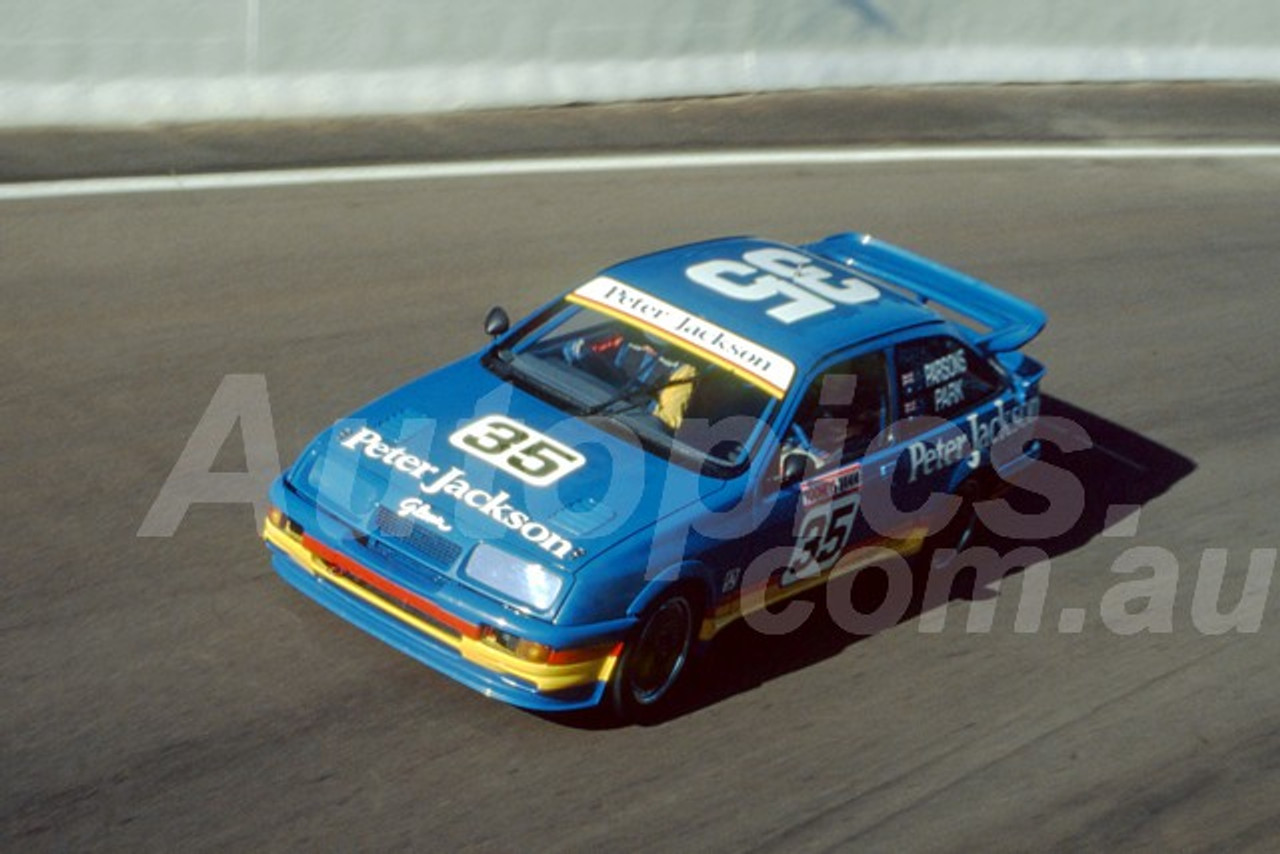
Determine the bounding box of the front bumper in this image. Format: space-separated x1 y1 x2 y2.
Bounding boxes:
263 512 625 712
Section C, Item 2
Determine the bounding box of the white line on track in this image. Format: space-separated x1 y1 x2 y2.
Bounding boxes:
3 144 1280 201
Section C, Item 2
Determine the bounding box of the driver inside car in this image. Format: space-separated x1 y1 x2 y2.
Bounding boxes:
562 329 698 431
779 367 884 478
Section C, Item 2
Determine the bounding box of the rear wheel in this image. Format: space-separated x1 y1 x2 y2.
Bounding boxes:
926 480 983 571
609 590 698 721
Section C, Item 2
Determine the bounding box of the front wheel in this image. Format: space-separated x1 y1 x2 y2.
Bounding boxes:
609 590 698 721
925 480 983 572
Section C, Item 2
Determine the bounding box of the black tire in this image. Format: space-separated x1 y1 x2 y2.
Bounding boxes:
609 589 698 721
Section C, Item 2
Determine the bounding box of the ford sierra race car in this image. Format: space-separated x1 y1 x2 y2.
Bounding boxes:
262 233 1046 719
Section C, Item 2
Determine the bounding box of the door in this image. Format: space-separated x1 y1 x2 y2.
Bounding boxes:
768 349 892 589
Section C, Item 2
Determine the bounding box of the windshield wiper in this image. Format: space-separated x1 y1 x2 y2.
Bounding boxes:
579 373 696 417
485 349 587 412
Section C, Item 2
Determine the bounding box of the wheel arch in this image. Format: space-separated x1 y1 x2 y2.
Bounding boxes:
626 561 714 623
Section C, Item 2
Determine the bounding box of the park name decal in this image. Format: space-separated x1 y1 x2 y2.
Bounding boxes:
339 425 577 561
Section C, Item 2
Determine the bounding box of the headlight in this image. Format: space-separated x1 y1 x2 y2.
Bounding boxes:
463 543 565 612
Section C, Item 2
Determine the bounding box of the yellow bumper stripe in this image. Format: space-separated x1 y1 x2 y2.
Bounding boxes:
264 519 617 692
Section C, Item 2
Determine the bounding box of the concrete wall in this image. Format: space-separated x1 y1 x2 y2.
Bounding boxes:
2 0 1277 127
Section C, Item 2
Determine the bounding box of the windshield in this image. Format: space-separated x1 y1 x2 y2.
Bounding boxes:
485 301 777 476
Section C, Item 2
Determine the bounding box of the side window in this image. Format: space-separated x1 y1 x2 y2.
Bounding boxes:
895 335 999 420
785 351 888 471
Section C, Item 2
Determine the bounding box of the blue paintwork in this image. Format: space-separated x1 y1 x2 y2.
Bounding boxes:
269 548 611 711
602 236 942 369
802 233 1047 354
265 233 1048 712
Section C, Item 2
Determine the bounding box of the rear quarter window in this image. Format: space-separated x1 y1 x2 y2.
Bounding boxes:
895 335 1000 419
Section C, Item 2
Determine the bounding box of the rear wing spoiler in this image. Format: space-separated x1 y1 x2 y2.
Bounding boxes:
803 232 1047 354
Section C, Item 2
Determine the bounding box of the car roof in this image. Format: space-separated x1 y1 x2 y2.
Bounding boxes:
599 236 942 374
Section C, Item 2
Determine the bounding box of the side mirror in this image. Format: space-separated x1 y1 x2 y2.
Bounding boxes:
779 453 808 487
484 306 510 338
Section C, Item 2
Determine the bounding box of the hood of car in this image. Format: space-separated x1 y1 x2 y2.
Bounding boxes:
291 355 724 572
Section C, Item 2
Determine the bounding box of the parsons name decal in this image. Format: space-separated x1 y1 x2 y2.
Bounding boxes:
340 426 576 560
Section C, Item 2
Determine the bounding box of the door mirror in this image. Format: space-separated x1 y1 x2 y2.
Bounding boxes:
779 452 808 487
484 306 510 338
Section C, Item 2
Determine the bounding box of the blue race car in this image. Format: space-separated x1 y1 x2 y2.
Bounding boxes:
262 233 1046 718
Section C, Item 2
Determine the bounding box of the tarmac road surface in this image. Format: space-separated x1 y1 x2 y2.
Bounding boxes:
2 86 1279 851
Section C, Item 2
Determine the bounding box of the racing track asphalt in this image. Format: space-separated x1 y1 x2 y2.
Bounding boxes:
2 85 1280 851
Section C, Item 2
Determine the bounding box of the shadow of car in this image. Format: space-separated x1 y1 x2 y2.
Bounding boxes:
551 394 1196 727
